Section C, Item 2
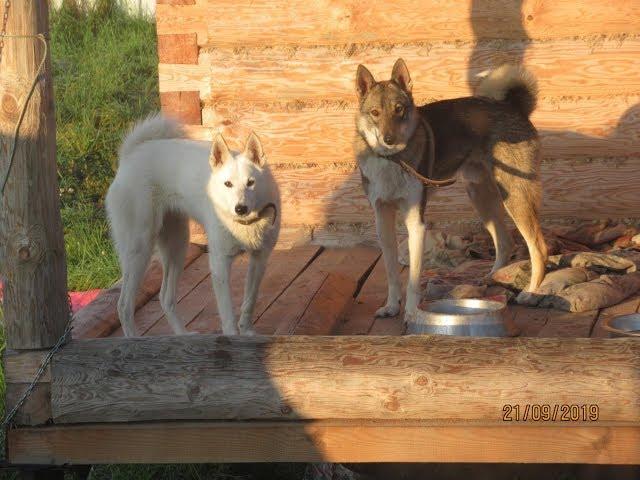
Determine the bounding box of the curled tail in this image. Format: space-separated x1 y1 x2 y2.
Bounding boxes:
476 64 538 118
119 113 184 160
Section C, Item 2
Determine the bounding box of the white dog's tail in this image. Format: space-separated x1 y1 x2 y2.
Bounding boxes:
476 64 538 118
119 114 184 160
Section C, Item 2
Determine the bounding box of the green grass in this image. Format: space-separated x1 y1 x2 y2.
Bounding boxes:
51 0 159 291
62 204 120 291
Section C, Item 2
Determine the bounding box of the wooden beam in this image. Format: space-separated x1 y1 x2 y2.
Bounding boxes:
159 91 201 125
160 39 640 99
49 335 640 424
0 0 69 348
192 95 640 163
156 0 640 46
4 349 52 426
8 421 640 465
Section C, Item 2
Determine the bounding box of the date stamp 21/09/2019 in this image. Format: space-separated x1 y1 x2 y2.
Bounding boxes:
502 404 600 422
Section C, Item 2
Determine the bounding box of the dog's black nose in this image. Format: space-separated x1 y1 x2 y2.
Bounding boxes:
383 134 395 145
235 204 249 216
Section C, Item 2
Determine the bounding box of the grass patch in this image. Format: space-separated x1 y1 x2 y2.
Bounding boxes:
52 0 159 207
62 204 120 290
50 0 159 291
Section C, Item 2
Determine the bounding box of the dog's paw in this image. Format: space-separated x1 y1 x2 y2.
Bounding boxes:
240 327 258 336
221 326 240 336
375 302 401 318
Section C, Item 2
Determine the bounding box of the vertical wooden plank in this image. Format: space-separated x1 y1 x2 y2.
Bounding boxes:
0 0 69 348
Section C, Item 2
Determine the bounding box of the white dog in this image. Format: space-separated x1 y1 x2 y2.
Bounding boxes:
106 115 280 336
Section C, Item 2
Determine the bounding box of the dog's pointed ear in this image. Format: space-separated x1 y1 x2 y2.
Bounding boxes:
391 58 412 93
210 133 232 167
244 131 266 167
356 64 376 98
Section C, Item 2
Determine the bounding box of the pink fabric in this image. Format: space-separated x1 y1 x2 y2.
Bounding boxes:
0 281 101 314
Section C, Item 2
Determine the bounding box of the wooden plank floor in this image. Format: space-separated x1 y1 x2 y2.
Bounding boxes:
83 245 637 340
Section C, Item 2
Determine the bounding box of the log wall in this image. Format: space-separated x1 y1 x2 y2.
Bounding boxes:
156 0 640 245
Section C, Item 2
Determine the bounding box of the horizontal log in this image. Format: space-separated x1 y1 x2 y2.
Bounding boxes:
157 33 198 64
160 91 202 125
198 158 639 227
187 96 640 163
155 1 640 46
8 421 640 465
51 335 639 424
159 39 640 99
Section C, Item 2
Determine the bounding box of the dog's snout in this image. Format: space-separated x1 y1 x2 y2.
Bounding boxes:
235 204 249 216
383 134 396 145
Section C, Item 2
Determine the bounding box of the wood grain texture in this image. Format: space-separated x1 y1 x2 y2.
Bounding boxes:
185 95 640 163
591 295 640 338
157 33 198 64
155 1 640 46
511 305 549 337
160 39 640 99
257 247 380 335
5 383 51 426
4 349 50 383
4 350 52 426
244 158 640 229
160 91 201 125
50 335 640 424
9 421 640 464
0 0 70 348
72 244 203 339
291 273 356 335
537 309 599 338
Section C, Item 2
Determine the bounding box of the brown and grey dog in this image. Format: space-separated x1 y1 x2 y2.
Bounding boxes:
355 58 547 319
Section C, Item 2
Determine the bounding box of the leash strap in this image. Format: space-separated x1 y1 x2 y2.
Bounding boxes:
387 117 457 188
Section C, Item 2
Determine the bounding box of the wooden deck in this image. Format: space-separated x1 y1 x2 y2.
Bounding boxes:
74 244 639 340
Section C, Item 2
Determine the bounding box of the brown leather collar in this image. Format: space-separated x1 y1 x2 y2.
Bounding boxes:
234 202 278 226
369 117 457 188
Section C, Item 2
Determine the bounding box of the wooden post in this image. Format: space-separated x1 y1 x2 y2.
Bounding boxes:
0 0 69 349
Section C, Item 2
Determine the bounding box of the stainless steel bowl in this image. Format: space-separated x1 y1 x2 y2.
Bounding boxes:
406 298 518 337
602 313 640 338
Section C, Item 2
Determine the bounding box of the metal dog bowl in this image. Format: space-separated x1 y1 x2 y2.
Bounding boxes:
601 313 640 338
406 298 518 337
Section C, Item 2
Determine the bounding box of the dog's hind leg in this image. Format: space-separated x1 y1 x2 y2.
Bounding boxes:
495 156 548 292
402 201 425 318
116 233 153 338
157 211 190 335
374 202 402 318
464 174 514 275
238 248 271 335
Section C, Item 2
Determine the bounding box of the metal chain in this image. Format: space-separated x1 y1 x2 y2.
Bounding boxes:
0 33 48 195
0 0 10 66
2 295 74 428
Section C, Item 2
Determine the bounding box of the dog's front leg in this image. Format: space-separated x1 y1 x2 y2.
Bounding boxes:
402 202 425 318
374 201 402 317
238 248 271 335
209 254 238 335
